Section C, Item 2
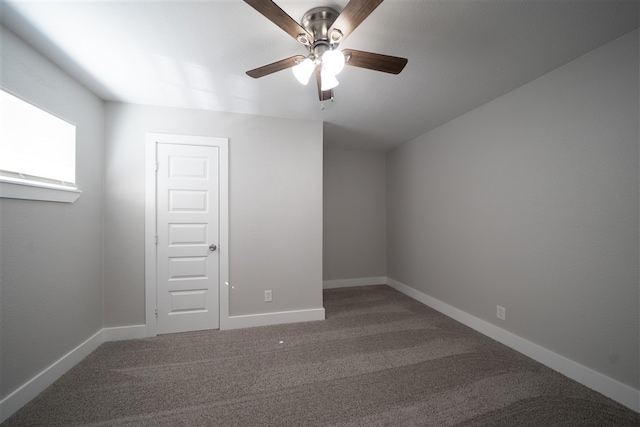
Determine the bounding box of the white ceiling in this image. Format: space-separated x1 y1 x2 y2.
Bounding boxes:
2 0 638 151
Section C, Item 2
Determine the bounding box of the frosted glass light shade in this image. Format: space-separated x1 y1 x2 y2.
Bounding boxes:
322 50 345 75
292 58 315 85
320 69 339 91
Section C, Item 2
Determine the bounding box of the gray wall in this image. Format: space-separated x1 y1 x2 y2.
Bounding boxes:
323 148 386 281
387 30 639 389
104 103 323 325
0 26 105 398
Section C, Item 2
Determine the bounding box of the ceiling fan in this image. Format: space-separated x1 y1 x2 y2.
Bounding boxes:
244 0 408 101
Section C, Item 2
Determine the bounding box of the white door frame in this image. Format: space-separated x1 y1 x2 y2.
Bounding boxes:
145 132 229 336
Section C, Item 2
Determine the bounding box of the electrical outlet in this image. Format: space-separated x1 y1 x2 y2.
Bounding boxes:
264 290 272 302
496 305 506 321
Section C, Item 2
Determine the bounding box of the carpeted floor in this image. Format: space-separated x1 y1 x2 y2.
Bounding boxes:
3 285 639 426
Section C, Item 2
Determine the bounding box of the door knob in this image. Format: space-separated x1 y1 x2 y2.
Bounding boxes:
209 244 217 252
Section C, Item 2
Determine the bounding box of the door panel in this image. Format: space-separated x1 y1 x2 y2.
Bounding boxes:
169 190 208 212
169 289 207 313
168 223 208 246
157 143 220 334
168 257 208 279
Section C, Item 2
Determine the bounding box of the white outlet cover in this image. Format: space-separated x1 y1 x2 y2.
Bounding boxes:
496 305 506 320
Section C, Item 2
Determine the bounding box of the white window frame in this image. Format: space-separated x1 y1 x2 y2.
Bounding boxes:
0 89 81 203
0 178 81 203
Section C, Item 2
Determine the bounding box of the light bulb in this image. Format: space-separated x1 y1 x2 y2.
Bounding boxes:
321 68 339 91
322 49 345 75
292 58 315 85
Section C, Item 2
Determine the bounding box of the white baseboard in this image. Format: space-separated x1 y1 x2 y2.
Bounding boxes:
4 281 637 421
223 308 325 330
1 307 327 422
386 277 640 412
0 329 104 423
103 324 148 341
0 324 151 423
323 276 387 289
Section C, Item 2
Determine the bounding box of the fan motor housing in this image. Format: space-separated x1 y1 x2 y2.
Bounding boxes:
301 7 339 42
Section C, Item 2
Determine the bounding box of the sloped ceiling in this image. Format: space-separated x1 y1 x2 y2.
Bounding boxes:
2 0 638 151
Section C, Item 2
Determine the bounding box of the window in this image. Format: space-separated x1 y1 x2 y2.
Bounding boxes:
0 89 81 202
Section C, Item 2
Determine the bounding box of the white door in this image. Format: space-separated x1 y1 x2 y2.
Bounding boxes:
156 143 220 334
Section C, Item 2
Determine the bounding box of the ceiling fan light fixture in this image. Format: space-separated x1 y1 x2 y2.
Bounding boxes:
322 49 345 75
321 68 339 91
292 57 315 85
243 0 408 101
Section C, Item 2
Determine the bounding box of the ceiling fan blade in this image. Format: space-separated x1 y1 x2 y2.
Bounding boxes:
328 0 384 43
246 55 305 78
315 67 334 101
244 0 312 42
343 49 408 74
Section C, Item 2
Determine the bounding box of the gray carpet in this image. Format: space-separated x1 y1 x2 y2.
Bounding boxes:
3 285 639 426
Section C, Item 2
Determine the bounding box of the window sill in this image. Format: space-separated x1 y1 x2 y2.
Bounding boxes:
0 178 81 203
